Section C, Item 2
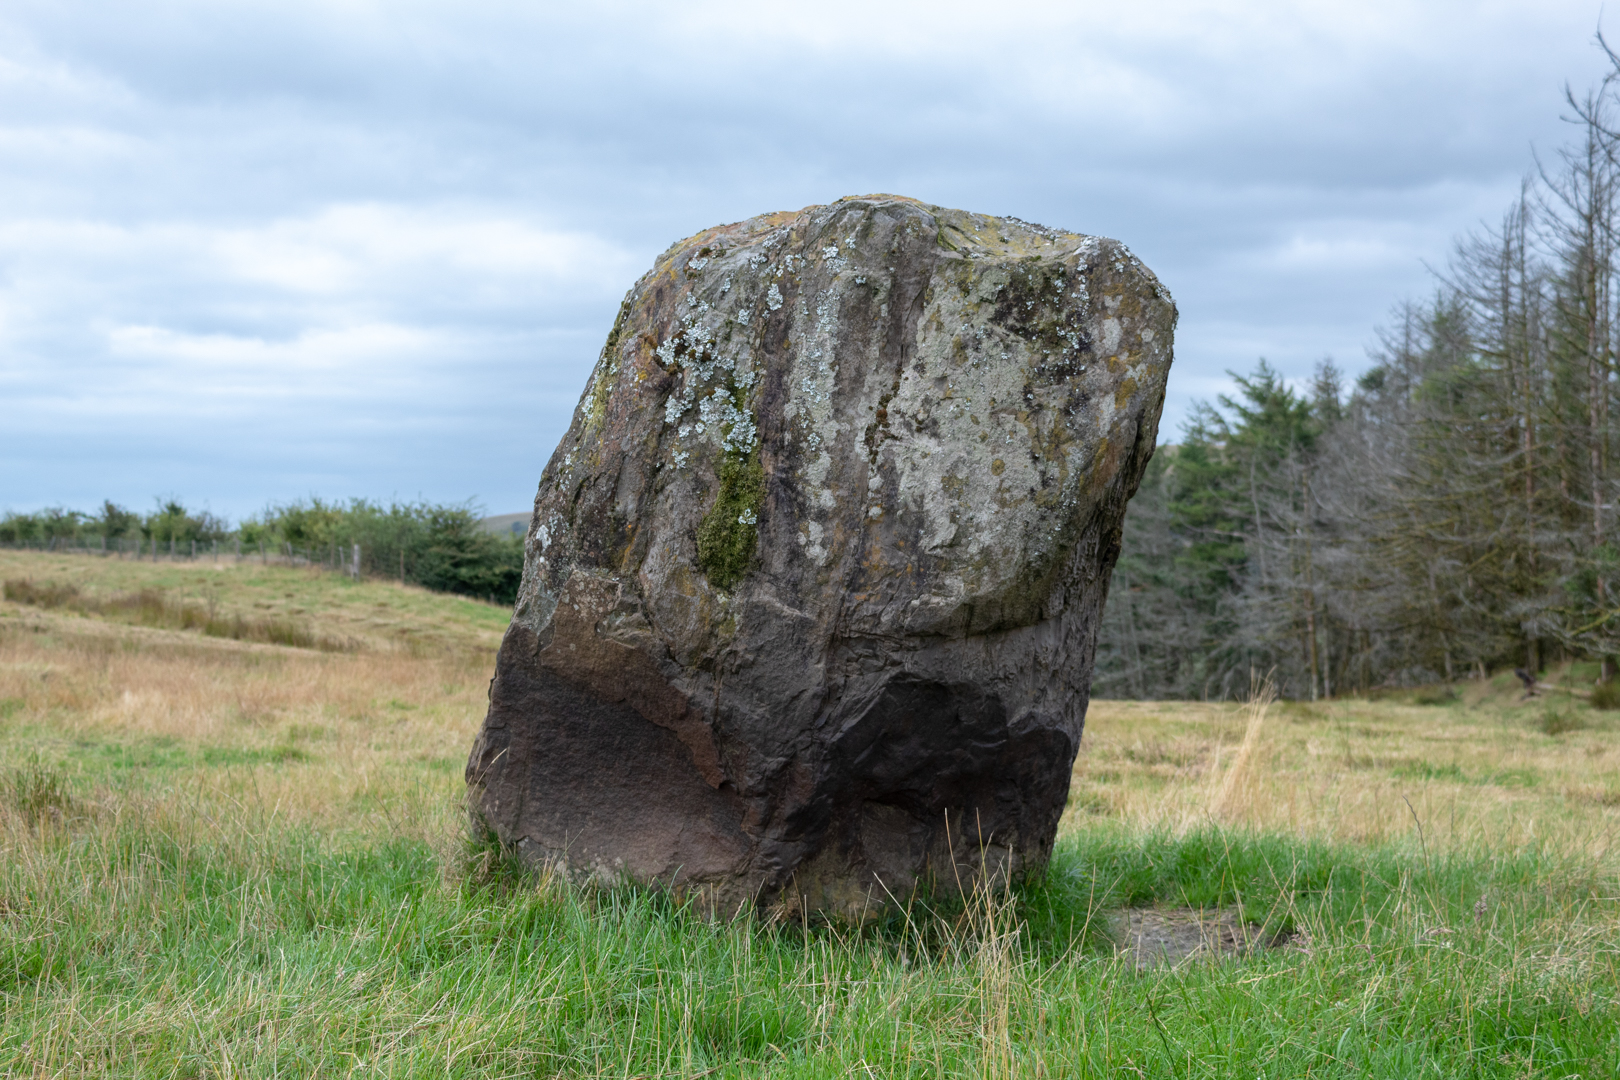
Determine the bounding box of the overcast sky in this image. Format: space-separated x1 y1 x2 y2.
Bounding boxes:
1 0 1613 520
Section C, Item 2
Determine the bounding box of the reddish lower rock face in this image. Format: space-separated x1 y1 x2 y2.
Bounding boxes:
466 195 1174 918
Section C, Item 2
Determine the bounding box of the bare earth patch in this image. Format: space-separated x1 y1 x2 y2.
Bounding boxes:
1115 907 1269 969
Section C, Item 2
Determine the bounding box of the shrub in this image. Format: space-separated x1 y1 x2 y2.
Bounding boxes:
143 499 229 544
0 512 42 544
96 501 141 539
253 497 524 604
1538 707 1584 735
411 507 524 603
1590 680 1620 710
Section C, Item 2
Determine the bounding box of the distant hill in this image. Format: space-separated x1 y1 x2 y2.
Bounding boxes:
477 513 529 537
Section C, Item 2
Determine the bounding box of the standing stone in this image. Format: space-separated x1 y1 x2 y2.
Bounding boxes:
467 195 1174 918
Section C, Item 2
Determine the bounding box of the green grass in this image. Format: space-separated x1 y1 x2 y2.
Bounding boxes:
1 791 1615 1077
1391 761 1543 788
50 735 312 773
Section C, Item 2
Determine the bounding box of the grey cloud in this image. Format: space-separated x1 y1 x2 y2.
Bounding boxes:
0 0 1612 516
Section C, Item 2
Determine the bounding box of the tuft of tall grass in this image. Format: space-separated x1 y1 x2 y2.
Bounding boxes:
0 761 74 828
1209 676 1275 823
0 579 78 608
1539 706 1586 735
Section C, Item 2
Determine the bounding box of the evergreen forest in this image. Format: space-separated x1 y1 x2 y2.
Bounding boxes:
1096 47 1620 699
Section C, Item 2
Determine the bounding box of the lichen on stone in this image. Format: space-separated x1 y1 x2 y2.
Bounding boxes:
696 449 765 590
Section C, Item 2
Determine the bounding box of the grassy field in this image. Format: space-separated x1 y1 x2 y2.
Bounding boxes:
0 549 1616 1077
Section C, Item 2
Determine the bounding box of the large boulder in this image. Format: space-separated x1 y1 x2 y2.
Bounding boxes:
467 195 1174 918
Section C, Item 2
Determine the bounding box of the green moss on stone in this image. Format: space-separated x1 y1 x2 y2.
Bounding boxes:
602 299 631 357
697 450 765 591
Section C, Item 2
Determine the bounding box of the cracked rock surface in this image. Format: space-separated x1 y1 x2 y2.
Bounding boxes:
466 194 1175 918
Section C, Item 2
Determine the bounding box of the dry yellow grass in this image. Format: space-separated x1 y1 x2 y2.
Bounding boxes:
0 553 497 857
1071 679 1620 867
0 548 509 655
4 548 1617 875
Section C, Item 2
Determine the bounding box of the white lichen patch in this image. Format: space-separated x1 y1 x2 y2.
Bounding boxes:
1099 318 1122 355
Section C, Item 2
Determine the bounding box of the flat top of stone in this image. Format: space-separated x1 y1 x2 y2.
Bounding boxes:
656 193 1149 286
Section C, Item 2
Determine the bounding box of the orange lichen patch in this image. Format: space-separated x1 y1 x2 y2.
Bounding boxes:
1085 436 1124 498
1114 376 1139 411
